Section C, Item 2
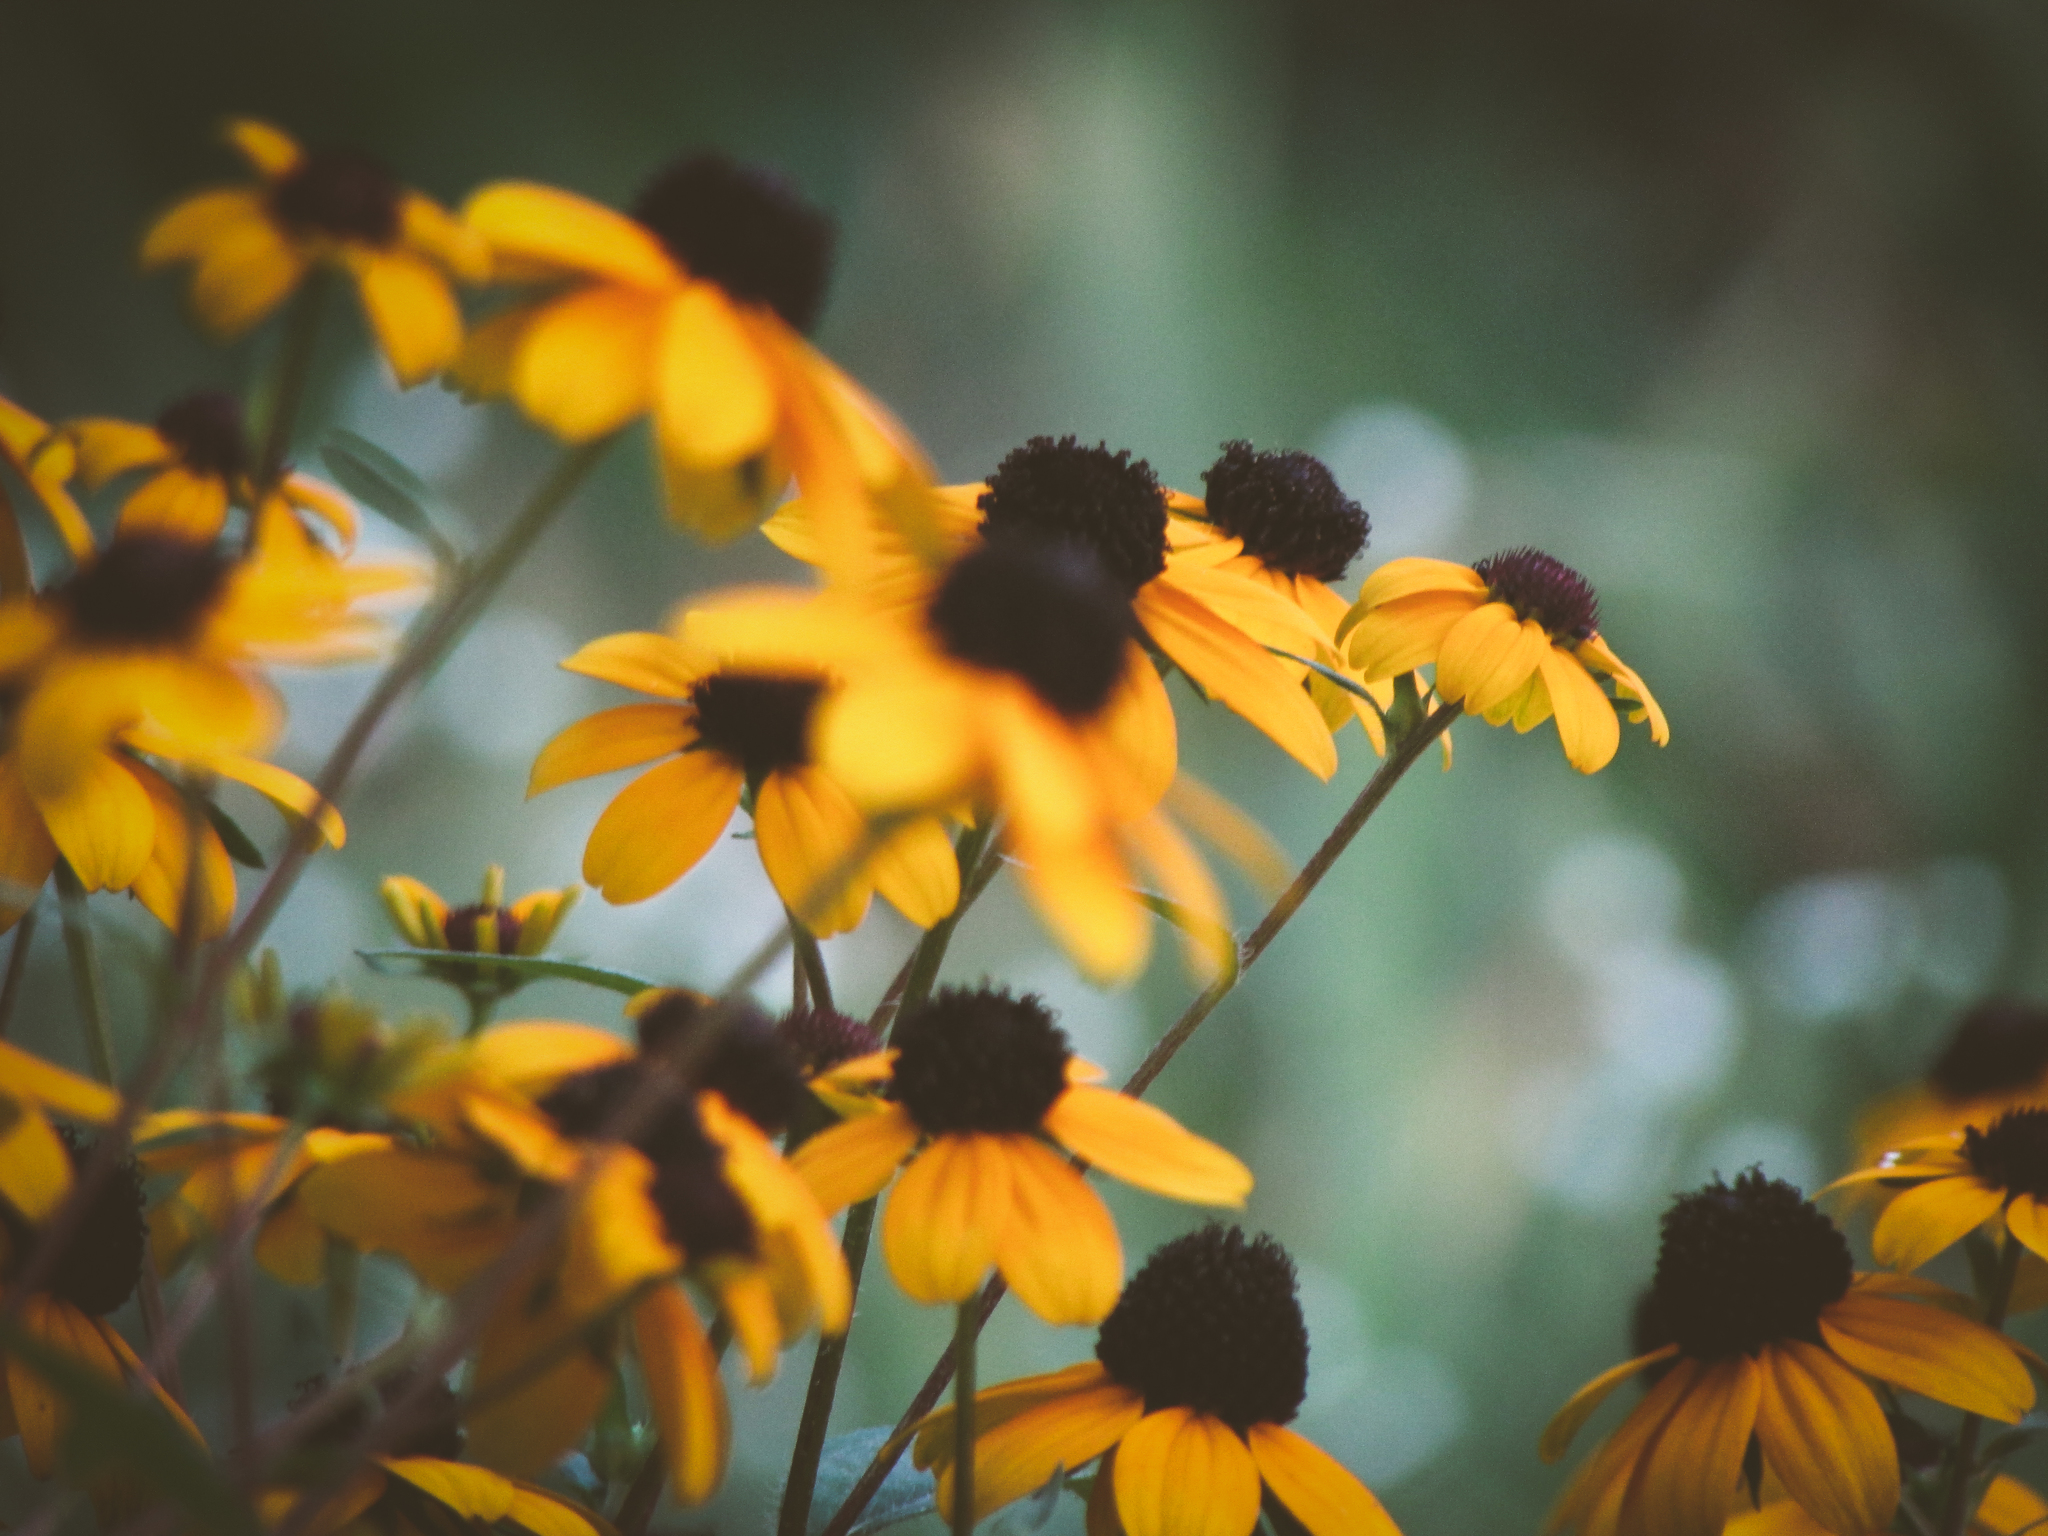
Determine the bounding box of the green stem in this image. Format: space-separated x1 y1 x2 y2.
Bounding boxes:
892 821 993 1036
254 270 332 497
0 904 37 1037
951 1300 977 1536
1939 1232 2023 1536
815 705 1460 1536
465 989 495 1038
54 864 117 1085
789 911 834 1013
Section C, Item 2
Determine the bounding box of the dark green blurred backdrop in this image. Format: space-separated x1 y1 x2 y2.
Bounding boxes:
7 2 2048 1531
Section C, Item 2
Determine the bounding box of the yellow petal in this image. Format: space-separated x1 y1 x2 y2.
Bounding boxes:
883 1135 1013 1305
464 182 678 288
792 1102 919 1212
188 218 309 337
816 664 980 811
581 753 744 904
225 119 302 178
509 286 662 441
1113 1407 1263 1536
755 767 874 937
1617 1353 1759 1536
352 249 464 387
993 1137 1123 1326
0 1038 118 1122
467 1270 616 1478
655 285 777 469
561 630 713 695
1343 590 1480 681
636 1284 730 1505
0 1100 72 1222
1247 1424 1401 1536
118 466 231 540
528 705 693 797
0 752 56 928
63 420 170 488
1978 1475 2048 1536
1538 646 1622 774
382 1458 516 1520
1539 1347 1678 1463
868 813 962 930
32 751 154 892
1872 1176 2004 1271
1007 820 1151 986
1044 1086 1251 1206
466 1021 635 1092
1820 1290 2034 1421
1352 557 1489 614
1435 603 1548 714
208 751 345 849
939 1377 1143 1526
1753 1340 1897 1536
399 192 492 281
139 187 272 264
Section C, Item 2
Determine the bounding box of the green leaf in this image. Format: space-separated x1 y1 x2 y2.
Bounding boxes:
1 1319 265 1536
792 1425 936 1535
992 1466 1065 1533
1134 892 1241 987
320 430 462 566
203 797 268 869
354 949 656 996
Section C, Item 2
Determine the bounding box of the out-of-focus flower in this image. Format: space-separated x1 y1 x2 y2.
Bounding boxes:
1828 1106 2048 1280
142 119 487 386
528 625 957 933
792 987 1250 1324
916 1227 1397 1536
380 864 580 1012
1855 998 2048 1168
1542 1173 2031 1536
1341 550 1666 773
1723 1475 2045 1535
456 153 930 546
47 391 357 545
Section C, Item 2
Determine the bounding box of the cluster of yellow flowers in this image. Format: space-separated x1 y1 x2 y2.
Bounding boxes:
6 113 2024 1536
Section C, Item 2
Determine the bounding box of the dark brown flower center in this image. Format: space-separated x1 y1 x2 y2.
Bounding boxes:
4 1130 149 1318
443 904 521 955
154 391 251 481
777 1006 882 1078
59 534 232 646
1645 1171 1851 1360
1199 441 1368 583
1965 1109 2048 1199
1928 998 2048 1101
1096 1226 1309 1432
1473 547 1600 641
888 987 1072 1135
270 148 403 245
689 672 822 780
977 437 1168 596
630 154 836 333
927 536 1130 721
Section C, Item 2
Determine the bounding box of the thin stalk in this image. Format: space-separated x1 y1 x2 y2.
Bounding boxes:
789 911 834 1013
1939 1232 2023 1536
54 864 117 1085
254 270 332 495
0 904 36 1037
951 1300 977 1536
465 989 494 1038
776 821 997 1536
327 1240 361 1363
816 704 1460 1536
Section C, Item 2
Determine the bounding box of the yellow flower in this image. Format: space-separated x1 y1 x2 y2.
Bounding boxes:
767 435 1341 777
527 624 958 934
0 1057 202 1512
1340 550 1668 772
1541 1172 2032 1536
1853 998 2048 1170
455 154 930 544
303 999 847 1506
1 394 93 563
791 987 1250 1324
1826 1107 2048 1278
1723 1475 2046 1535
141 119 487 385
685 538 1225 982
915 1226 1398 1535
380 863 580 1008
47 390 358 545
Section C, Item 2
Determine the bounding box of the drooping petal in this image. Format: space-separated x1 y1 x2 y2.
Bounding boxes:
636 1283 730 1505
1539 1346 1680 1464
187 218 309 337
655 284 777 469
527 705 693 796
0 1099 72 1222
867 814 963 929
1043 1086 1251 1206
581 752 744 904
882 1135 1014 1305
1820 1291 2033 1421
1538 646 1623 774
791 1102 919 1213
0 752 56 929
2001 1192 2048 1263
509 286 663 441
1546 1361 1698 1536
992 1137 1123 1326
464 183 678 288
936 1377 1143 1526
1435 603 1548 715
31 751 154 893
351 249 464 387
207 752 346 849
913 1362 1113 1471
1872 1176 2005 1271
1617 1354 1759 1536
753 766 874 937
1343 590 1482 681
1113 1407 1263 1536
1753 1339 1897 1536
1248 1424 1402 1536
466 1268 616 1478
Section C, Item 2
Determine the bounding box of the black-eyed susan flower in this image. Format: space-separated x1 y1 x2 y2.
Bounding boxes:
1854 998 2048 1170
791 987 1251 1324
913 1226 1398 1535
1542 1171 2033 1536
686 536 1225 981
142 120 487 386
304 997 848 1505
48 390 358 545
0 1088 202 1514
527 625 958 934
768 434 1340 777
1827 1107 2048 1280
380 864 580 1019
456 153 929 545
1340 550 1667 773
781 1004 886 1126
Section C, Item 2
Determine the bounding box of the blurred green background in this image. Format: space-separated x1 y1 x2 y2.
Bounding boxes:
7 0 2048 1530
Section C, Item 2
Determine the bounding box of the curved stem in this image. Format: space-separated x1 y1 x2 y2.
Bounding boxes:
254 270 332 496
815 704 1460 1536
789 911 835 1013
54 863 117 1084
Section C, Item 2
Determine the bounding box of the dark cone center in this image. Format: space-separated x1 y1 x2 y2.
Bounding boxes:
777 1005 882 1078
1096 1226 1309 1431
1966 1110 2048 1199
927 536 1130 721
59 534 232 646
1473 548 1600 641
888 987 1071 1135
1199 442 1368 583
1929 999 2048 1101
630 154 836 333
155 391 251 482
634 990 804 1135
689 672 822 780
270 148 403 246
977 437 1168 595
1646 1171 1851 1360
444 904 521 955
27 1130 148 1317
